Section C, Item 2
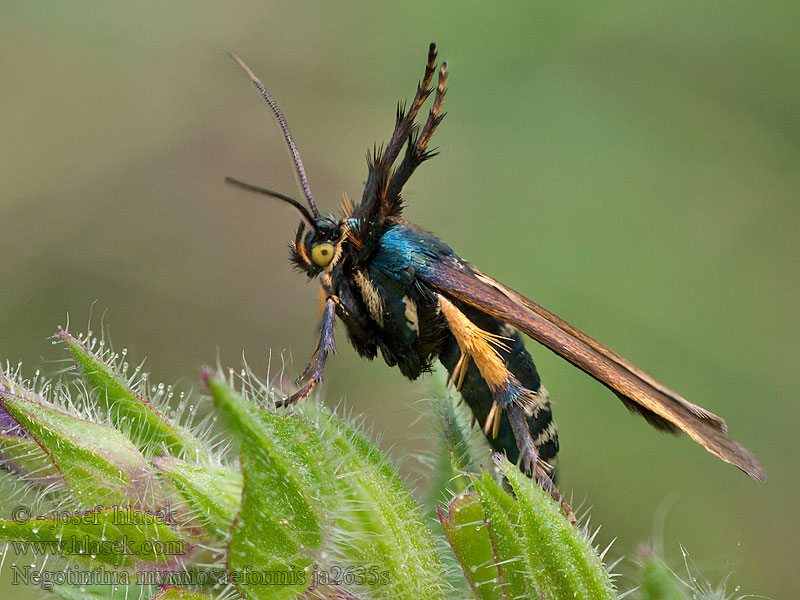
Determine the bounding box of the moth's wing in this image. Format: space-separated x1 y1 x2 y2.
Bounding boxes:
420 258 766 481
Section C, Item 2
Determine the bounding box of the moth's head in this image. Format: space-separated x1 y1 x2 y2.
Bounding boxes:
289 213 345 278
226 52 352 279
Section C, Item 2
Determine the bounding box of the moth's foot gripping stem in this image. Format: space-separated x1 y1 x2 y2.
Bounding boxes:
277 296 337 407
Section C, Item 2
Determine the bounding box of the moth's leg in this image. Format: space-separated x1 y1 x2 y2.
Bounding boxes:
506 405 576 524
448 351 470 392
437 292 517 426
316 282 329 322
279 296 337 407
437 293 576 524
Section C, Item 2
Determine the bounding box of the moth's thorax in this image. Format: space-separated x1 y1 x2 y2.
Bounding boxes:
318 223 455 380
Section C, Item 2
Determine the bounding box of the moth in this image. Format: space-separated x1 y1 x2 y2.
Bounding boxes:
226 44 766 518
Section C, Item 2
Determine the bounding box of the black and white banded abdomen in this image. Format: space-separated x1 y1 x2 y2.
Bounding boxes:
439 310 559 466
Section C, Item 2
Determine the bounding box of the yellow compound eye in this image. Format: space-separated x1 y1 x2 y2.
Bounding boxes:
311 243 335 267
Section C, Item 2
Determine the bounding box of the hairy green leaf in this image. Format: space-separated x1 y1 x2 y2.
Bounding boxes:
60 331 202 458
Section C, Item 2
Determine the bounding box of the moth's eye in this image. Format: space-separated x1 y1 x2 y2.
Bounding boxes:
311 243 335 267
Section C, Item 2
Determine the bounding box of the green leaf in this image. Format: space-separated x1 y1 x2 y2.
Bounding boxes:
150 587 214 600
153 456 242 539
0 507 188 567
59 331 203 458
0 386 150 506
53 583 153 600
0 431 60 481
496 455 617 600
437 492 505 600
635 549 687 600
306 402 449 600
442 459 617 599
206 374 335 600
473 471 533 596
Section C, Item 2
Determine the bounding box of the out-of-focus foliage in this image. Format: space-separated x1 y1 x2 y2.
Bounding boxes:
2 2 795 598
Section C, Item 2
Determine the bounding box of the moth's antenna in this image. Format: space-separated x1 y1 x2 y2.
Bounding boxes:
225 176 316 226
228 52 320 218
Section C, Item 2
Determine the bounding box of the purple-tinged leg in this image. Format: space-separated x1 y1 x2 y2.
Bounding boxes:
278 297 337 407
506 404 576 524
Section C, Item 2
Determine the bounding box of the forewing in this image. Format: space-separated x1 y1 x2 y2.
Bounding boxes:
421 258 766 481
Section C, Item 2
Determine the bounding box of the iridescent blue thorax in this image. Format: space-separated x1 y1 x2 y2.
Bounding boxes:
324 223 457 380
368 224 456 283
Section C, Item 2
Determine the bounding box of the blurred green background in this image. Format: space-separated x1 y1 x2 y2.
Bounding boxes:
1 2 797 597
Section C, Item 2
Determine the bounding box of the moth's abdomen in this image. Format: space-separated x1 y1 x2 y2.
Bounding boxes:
439 315 559 466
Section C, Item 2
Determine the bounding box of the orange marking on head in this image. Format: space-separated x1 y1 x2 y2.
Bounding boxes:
295 238 311 265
